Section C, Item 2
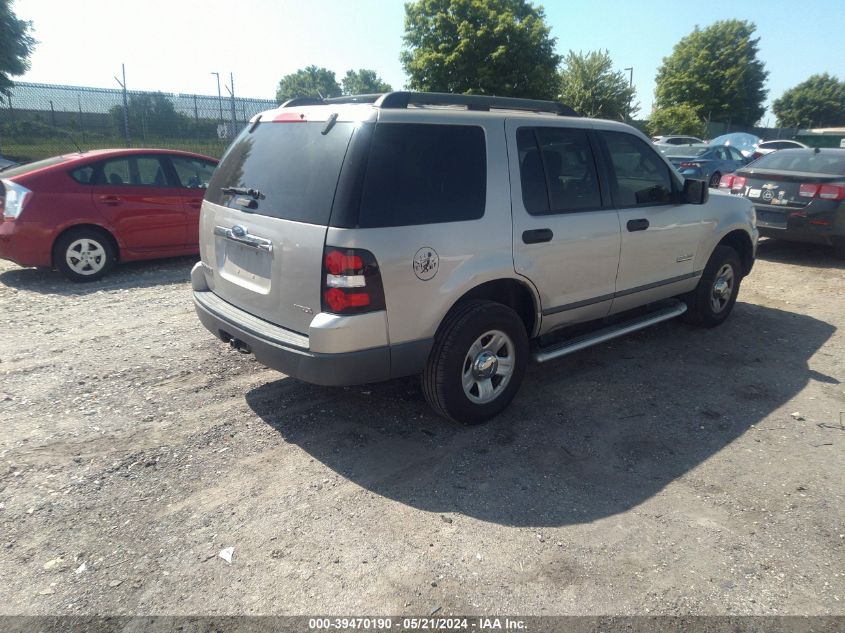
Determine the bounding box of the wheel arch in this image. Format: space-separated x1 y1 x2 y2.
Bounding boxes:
717 229 754 276
52 224 120 267
443 277 540 338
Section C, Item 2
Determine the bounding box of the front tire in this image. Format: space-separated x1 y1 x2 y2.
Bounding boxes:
53 228 116 282
422 300 528 424
682 245 742 327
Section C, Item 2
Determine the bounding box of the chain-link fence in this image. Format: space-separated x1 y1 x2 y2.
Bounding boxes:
0 81 278 162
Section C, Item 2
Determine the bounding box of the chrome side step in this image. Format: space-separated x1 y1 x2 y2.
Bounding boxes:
532 300 687 364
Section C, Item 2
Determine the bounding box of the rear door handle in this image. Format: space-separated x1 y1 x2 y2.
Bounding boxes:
522 228 553 244
626 218 649 232
98 195 121 206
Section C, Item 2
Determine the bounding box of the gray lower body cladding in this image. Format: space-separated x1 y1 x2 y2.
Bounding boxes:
193 291 432 386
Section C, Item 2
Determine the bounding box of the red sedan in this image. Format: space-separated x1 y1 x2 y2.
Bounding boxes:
0 148 218 281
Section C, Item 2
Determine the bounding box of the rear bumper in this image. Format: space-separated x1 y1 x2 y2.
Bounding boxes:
754 202 843 245
0 220 52 267
193 285 432 387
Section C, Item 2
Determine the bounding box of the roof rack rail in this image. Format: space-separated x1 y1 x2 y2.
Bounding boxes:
279 97 325 108
279 91 579 117
377 91 579 116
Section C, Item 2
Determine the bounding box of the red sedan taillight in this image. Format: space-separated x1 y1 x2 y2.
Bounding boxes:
321 246 386 315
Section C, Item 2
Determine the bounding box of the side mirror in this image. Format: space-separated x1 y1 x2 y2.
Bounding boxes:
682 178 709 204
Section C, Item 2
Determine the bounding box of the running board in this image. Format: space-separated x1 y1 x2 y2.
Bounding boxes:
532 300 688 363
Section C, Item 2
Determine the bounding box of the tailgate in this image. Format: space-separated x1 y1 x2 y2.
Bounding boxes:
200 202 327 334
199 116 358 335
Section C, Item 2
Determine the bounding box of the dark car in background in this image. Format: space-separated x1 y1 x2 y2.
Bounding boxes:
666 144 748 188
0 148 218 281
719 148 845 257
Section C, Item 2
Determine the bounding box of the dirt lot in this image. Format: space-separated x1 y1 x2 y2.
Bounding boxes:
0 239 843 617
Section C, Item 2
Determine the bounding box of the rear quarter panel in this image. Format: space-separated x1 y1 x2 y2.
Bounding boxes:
324 114 537 346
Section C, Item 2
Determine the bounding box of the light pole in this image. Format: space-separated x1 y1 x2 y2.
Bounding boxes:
623 67 634 120
211 72 223 123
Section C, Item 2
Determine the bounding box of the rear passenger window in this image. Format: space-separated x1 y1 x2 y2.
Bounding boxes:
93 156 170 187
516 127 601 214
357 123 486 228
70 166 94 184
601 131 674 207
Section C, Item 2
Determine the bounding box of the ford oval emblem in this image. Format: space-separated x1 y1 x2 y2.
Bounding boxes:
231 225 247 238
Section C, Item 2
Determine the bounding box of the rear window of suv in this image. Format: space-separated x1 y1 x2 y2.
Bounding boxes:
205 120 356 225
356 123 486 228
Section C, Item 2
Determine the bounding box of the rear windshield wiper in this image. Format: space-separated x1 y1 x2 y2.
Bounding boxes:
221 186 265 200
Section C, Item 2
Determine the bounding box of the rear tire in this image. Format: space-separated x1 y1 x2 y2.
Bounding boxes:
53 228 116 282
709 171 722 188
422 300 528 425
682 245 742 327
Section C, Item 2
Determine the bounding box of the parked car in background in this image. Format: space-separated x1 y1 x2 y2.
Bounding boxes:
0 155 18 171
653 135 706 154
709 132 761 158
666 144 748 187
750 139 808 161
0 148 218 281
720 148 845 257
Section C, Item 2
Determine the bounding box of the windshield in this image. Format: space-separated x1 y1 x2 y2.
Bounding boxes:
751 149 845 175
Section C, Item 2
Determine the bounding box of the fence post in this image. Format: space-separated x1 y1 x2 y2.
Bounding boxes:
114 64 131 148
229 72 238 138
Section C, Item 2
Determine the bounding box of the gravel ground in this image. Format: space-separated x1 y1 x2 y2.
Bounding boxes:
0 238 843 617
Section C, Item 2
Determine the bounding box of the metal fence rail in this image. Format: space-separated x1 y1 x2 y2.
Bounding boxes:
0 81 278 162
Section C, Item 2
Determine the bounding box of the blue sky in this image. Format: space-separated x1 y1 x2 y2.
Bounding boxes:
11 0 845 123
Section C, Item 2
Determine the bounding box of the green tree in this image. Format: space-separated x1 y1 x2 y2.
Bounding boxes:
655 20 768 126
772 74 845 128
401 0 561 99
109 93 191 139
558 50 637 120
646 104 707 138
341 69 392 95
0 0 37 101
276 66 341 103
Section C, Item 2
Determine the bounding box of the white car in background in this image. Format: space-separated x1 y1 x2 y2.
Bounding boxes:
653 135 706 153
750 139 808 161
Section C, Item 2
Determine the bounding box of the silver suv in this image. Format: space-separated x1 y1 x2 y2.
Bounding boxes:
193 92 758 424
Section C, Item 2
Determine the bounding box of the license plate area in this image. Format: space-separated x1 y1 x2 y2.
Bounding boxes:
756 209 787 229
216 239 273 294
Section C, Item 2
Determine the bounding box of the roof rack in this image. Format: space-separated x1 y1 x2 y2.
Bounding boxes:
280 91 579 117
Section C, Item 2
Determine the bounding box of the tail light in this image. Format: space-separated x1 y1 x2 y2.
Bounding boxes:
718 175 734 189
799 183 845 200
799 183 819 198
1 179 33 219
731 176 747 192
818 184 845 201
679 162 702 169
321 246 385 315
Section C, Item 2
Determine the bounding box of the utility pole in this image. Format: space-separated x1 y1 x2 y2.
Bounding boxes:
225 72 237 138
211 72 223 123
114 64 130 147
623 67 633 121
